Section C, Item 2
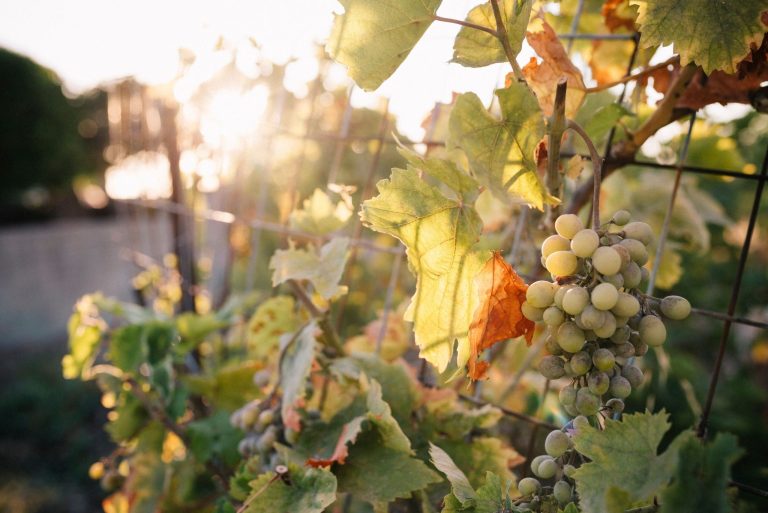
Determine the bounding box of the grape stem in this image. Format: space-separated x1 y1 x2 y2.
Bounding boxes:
565 119 603 228
547 78 568 226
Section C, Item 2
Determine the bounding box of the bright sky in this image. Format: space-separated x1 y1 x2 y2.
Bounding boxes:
0 0 515 139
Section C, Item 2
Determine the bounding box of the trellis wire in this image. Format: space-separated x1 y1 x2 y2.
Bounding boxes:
108 8 768 500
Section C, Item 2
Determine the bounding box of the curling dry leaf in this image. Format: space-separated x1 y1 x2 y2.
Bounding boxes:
467 252 534 380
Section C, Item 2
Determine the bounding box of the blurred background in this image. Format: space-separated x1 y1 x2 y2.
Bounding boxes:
1 1 766 512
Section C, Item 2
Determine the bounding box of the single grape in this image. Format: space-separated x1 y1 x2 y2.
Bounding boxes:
610 325 631 343
546 251 578 277
571 229 600 257
522 301 545 322
592 348 615 371
563 403 579 417
612 210 631 226
257 426 278 452
241 407 260 429
559 385 577 406
613 342 635 358
562 287 590 315
622 261 642 288
542 234 571 258
518 477 541 496
591 282 619 310
634 341 649 356
257 409 275 430
609 375 632 399
603 273 625 289
580 305 606 330
572 415 590 431
535 457 559 479
554 284 573 309
588 371 610 395
606 398 625 414
611 244 632 270
530 455 549 476
592 246 622 275
569 351 591 375
576 388 601 416
660 295 691 320
527 280 556 308
553 481 573 504
639 315 667 346
539 355 566 379
557 322 586 353
562 464 577 478
543 306 566 326
623 222 654 245
545 430 571 457
621 364 644 388
640 266 650 284
594 311 618 338
555 214 584 239
619 239 649 266
612 293 640 318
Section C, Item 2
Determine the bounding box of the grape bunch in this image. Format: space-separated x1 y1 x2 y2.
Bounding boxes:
231 399 284 471
522 211 691 417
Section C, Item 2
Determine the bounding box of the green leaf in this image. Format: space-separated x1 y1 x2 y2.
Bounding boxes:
62 295 105 379
429 443 476 507
176 312 228 350
452 0 533 67
108 322 175 372
436 437 519 490
289 188 353 236
246 296 301 359
572 411 680 513
184 361 263 411
243 464 337 513
440 472 506 513
449 83 553 210
270 238 350 300
584 103 634 143
660 432 743 513
397 146 480 204
631 0 767 74
106 391 148 442
327 0 442 91
187 411 242 467
361 166 490 373
279 322 318 431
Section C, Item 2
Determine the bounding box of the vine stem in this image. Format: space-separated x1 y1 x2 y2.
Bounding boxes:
565 119 603 227
546 78 568 225
288 279 346 356
490 0 525 81
432 15 499 37
585 56 679 93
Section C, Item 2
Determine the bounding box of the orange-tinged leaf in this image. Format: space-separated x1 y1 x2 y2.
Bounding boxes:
468 252 535 380
306 421 364 468
523 20 586 119
602 0 637 33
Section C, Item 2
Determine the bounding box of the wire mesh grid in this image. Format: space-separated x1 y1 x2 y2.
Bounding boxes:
105 1 768 500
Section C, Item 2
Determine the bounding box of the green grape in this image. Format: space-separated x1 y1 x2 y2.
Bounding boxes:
562 287 589 315
557 322 586 353
621 364 644 388
542 234 571 258
530 455 549 476
593 311 617 338
639 315 667 346
572 415 590 431
285 427 299 445
241 407 260 429
545 430 571 457
569 351 591 375
612 293 640 318
603 272 624 289
661 295 691 320
257 427 278 452
640 266 650 283
622 261 642 288
592 348 615 371
257 409 275 430
563 403 579 417
615 315 629 328
623 221 654 245
553 284 572 309
588 371 610 395
518 477 541 496
592 246 622 275
563 464 577 478
619 239 649 266
591 282 619 310
543 306 566 326
606 398 625 414
553 481 573 504
612 244 631 270
613 342 635 358
555 214 584 239
539 355 566 379
546 251 578 277
610 325 631 343
522 301 545 322
559 385 577 406
576 388 601 416
527 280 556 308
609 375 632 399
571 229 600 257
612 209 631 226
545 334 563 355
535 457 559 479
580 305 606 330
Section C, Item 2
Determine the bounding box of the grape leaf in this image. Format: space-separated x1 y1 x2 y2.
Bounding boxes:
468 252 534 380
659 433 743 513
175 312 228 351
109 322 175 372
602 0 637 32
440 471 507 513
289 188 353 236
246 295 300 358
449 82 554 210
429 443 476 507
630 0 767 74
572 411 680 513
184 361 262 411
452 0 533 67
243 464 337 513
397 146 480 204
327 0 442 91
270 238 349 300
523 19 586 119
435 437 521 490
584 103 634 143
279 322 318 432
361 165 489 373
422 394 503 440
62 295 105 379
187 411 242 467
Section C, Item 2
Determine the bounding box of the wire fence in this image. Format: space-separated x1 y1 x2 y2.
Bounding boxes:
105 1 768 501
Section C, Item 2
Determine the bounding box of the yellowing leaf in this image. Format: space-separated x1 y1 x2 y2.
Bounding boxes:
467 252 534 381
565 155 585 179
449 82 555 210
523 20 586 119
361 166 489 373
289 188 353 236
246 296 300 358
602 0 637 32
243 464 337 513
631 0 767 74
270 238 350 300
327 0 442 91
62 295 106 380
280 322 318 432
452 0 533 67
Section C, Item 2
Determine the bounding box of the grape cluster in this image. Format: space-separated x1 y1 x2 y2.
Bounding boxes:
523 211 691 417
231 400 285 471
